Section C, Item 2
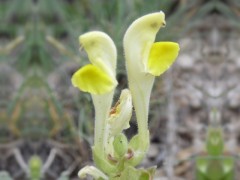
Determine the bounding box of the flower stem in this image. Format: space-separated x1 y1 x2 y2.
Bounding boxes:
92 92 114 155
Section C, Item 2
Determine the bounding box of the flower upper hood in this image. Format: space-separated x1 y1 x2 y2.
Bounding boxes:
123 11 180 157
124 11 179 76
72 31 118 95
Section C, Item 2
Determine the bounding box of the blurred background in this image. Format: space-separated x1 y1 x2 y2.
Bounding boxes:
0 0 240 179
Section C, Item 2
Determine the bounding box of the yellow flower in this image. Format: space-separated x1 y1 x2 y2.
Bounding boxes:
74 11 180 177
124 11 179 77
148 42 179 76
71 31 118 157
72 31 118 95
123 11 179 162
72 64 115 94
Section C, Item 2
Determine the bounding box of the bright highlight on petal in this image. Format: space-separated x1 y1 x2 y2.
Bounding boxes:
71 64 117 95
147 42 180 76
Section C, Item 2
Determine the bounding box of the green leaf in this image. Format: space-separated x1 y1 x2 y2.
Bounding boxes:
111 166 156 180
140 166 157 180
196 157 209 176
29 156 42 180
196 156 235 180
118 166 141 180
206 159 224 180
222 157 235 180
92 146 117 175
126 131 149 166
206 127 224 156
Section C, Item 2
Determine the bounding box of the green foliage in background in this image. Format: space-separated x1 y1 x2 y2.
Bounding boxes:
29 155 42 180
196 127 234 180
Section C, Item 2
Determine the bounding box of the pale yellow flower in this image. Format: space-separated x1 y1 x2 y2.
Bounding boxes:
123 11 179 163
72 31 118 156
72 31 117 95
